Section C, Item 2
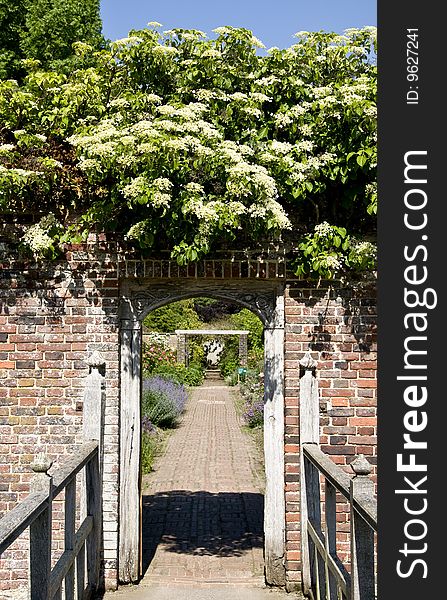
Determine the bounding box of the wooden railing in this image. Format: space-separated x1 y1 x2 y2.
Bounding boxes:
301 444 377 600
0 441 102 600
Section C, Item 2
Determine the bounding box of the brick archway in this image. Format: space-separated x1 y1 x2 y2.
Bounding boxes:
118 276 286 586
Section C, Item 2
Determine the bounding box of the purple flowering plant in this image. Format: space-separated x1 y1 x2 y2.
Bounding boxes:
142 375 187 428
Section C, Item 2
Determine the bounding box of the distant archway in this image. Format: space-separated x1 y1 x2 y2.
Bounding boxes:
119 277 286 586
174 328 249 367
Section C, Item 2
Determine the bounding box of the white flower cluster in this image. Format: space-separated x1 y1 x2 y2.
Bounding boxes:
352 240 377 260
0 165 43 178
126 220 149 240
254 75 279 87
226 163 277 200
122 176 172 208
242 107 263 119
213 27 233 36
201 48 221 58
184 182 205 195
314 221 336 239
320 255 342 270
274 113 292 128
183 197 219 221
0 144 15 154
21 213 60 257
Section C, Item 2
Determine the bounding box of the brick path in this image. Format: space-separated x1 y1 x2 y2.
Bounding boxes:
139 381 265 587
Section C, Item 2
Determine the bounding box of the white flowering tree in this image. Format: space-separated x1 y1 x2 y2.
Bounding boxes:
0 24 376 278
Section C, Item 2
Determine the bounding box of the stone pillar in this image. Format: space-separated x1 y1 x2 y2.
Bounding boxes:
238 333 248 368
177 333 187 365
84 351 105 459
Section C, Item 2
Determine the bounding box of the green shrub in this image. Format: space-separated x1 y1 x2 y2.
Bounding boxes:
183 364 205 386
142 376 187 427
150 361 205 387
141 430 158 474
225 369 239 386
144 299 203 332
231 309 264 352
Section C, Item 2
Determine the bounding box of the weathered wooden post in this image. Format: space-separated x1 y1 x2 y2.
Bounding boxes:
83 350 105 594
263 290 286 586
350 455 375 600
65 475 76 600
299 351 320 596
84 351 105 451
30 453 53 600
119 312 142 583
86 442 102 595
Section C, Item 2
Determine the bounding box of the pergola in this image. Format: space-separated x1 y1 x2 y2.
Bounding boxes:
175 329 250 367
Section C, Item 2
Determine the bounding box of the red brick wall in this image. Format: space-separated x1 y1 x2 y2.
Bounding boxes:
0 243 377 594
0 243 121 592
283 280 377 591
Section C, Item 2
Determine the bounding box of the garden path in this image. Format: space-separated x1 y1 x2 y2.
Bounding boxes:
140 381 264 585
106 380 296 600
104 382 300 598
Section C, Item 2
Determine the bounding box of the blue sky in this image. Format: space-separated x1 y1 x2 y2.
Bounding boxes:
100 1 376 49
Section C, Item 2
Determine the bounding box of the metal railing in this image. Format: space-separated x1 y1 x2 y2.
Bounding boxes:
0 442 102 600
301 444 377 600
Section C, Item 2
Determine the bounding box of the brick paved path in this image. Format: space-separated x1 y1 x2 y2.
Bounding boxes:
139 381 265 587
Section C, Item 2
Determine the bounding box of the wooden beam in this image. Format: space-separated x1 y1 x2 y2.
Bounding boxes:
263 303 286 586
119 324 141 583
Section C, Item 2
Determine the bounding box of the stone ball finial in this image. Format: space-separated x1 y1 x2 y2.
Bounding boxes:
31 453 53 473
85 350 106 369
350 454 372 476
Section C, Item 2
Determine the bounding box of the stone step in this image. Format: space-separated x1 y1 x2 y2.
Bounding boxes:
205 369 222 380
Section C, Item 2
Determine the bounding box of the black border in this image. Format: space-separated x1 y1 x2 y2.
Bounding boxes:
378 2 444 596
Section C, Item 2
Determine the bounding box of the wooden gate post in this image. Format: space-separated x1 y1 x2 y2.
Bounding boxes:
119 318 142 583
299 351 319 595
350 456 375 600
30 454 53 600
263 289 286 586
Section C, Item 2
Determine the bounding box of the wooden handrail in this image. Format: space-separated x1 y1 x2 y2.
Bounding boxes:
301 443 377 600
0 492 49 555
0 441 101 600
52 441 98 495
303 443 352 497
302 443 377 531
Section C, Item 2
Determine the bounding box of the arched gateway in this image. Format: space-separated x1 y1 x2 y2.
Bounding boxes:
118 276 286 586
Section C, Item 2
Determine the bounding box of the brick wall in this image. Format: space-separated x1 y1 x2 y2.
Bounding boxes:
283 280 377 591
0 243 377 594
0 242 121 592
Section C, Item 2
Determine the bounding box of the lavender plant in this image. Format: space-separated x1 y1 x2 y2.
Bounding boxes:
240 369 264 428
142 376 187 427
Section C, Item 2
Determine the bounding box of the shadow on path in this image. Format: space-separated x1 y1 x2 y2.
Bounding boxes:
141 490 264 576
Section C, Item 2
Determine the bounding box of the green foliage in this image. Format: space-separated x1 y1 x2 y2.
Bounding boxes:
219 344 240 379
0 0 28 79
292 221 376 279
21 0 103 68
1 23 377 278
141 429 159 474
150 362 205 387
144 299 203 332
0 0 103 79
230 309 263 351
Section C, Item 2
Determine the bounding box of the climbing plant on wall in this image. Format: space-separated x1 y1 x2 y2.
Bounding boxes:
0 23 376 278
